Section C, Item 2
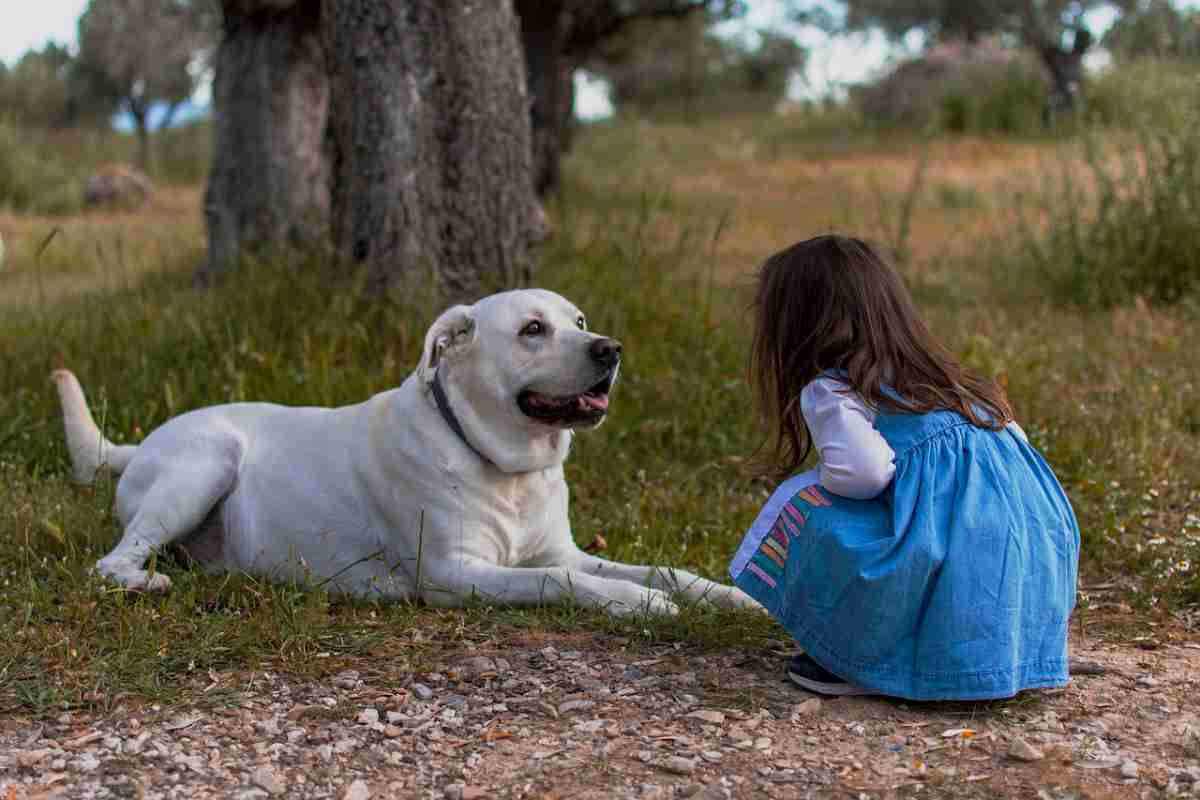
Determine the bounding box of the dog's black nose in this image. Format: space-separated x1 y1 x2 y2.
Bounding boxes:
589 337 622 368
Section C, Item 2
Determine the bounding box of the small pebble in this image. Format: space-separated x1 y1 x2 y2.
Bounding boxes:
1008 737 1045 762
413 683 434 700
662 756 696 775
559 699 595 714
251 766 285 796
1121 760 1140 779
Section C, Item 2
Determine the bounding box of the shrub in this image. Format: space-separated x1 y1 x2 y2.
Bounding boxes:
1018 99 1200 308
1084 58 1199 131
856 40 1049 135
0 122 86 215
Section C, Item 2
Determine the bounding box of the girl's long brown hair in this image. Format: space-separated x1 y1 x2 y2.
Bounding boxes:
750 234 1013 481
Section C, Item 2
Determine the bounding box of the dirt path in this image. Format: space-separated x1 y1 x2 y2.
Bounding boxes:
2 620 1198 800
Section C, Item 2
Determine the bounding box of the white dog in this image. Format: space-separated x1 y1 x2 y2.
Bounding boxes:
54 289 757 616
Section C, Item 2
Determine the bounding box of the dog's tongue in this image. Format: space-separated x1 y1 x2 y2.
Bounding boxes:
578 393 609 412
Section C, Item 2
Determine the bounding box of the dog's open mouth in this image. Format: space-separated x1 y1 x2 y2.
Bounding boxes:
518 373 614 426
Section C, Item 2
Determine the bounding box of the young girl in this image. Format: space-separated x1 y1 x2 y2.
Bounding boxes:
730 235 1079 701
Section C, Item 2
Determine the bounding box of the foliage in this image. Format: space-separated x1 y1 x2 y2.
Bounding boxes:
1103 0 1200 61
0 43 116 129
825 0 1114 45
1084 57 1199 130
76 0 216 164
586 12 805 118
0 122 88 215
855 41 1050 134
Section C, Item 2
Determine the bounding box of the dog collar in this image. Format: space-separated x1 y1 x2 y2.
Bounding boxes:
432 370 491 466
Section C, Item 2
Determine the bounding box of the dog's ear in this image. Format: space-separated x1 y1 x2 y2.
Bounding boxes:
419 304 476 385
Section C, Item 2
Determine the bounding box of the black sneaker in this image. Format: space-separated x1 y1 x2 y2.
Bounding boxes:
786 653 874 696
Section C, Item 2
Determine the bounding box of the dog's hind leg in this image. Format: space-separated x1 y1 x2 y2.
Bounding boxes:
98 455 237 592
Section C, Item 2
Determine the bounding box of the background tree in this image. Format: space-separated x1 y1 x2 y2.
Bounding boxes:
200 0 330 281
515 1 743 195
321 0 546 294
587 14 804 119
77 0 215 168
202 0 545 295
815 0 1119 112
0 44 115 128
1104 0 1200 61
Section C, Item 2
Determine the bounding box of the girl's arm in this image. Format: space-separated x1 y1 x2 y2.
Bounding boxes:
800 377 895 500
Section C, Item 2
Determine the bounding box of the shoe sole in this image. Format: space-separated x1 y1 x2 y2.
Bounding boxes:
787 669 876 697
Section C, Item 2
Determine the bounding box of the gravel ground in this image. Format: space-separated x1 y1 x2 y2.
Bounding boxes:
2 626 1199 800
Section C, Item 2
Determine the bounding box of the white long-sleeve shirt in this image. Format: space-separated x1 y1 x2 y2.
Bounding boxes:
799 377 896 500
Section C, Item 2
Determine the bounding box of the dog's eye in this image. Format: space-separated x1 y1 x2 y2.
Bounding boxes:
577 316 587 330
520 320 544 337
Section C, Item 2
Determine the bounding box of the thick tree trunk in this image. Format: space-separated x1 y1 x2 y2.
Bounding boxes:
199 0 330 283
321 0 545 296
516 0 577 196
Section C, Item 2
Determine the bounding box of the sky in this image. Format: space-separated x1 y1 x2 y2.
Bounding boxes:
1 0 89 65
4 0 1197 121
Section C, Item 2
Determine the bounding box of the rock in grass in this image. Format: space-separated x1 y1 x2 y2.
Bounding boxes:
1008 737 1045 762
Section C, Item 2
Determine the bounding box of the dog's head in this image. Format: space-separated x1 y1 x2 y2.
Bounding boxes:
419 289 621 472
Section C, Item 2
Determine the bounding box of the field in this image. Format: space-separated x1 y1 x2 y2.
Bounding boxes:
1 113 1199 798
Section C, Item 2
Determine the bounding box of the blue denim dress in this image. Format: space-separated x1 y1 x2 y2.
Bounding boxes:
730 407 1080 700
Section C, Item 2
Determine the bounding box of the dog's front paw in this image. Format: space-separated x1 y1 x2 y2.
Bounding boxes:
719 586 765 612
607 588 679 618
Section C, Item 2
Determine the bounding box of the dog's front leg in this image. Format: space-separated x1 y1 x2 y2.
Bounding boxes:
566 553 762 611
417 557 679 616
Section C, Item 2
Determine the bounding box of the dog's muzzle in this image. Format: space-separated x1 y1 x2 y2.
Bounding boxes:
518 338 621 427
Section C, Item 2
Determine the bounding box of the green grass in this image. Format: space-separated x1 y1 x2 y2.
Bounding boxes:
1 110 1199 715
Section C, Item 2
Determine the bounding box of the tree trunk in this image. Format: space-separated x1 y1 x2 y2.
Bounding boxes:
1037 37 1089 118
129 103 151 172
160 100 182 131
516 0 577 196
321 0 546 295
198 0 330 283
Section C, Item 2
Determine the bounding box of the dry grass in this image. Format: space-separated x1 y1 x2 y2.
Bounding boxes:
0 186 204 309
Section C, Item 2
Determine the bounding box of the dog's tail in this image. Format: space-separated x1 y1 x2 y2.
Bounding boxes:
52 369 137 484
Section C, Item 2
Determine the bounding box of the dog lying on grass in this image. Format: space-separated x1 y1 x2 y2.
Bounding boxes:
55 289 758 616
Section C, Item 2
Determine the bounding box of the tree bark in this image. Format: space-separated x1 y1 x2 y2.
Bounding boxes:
1037 28 1092 115
516 0 576 196
198 0 330 283
321 0 545 295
